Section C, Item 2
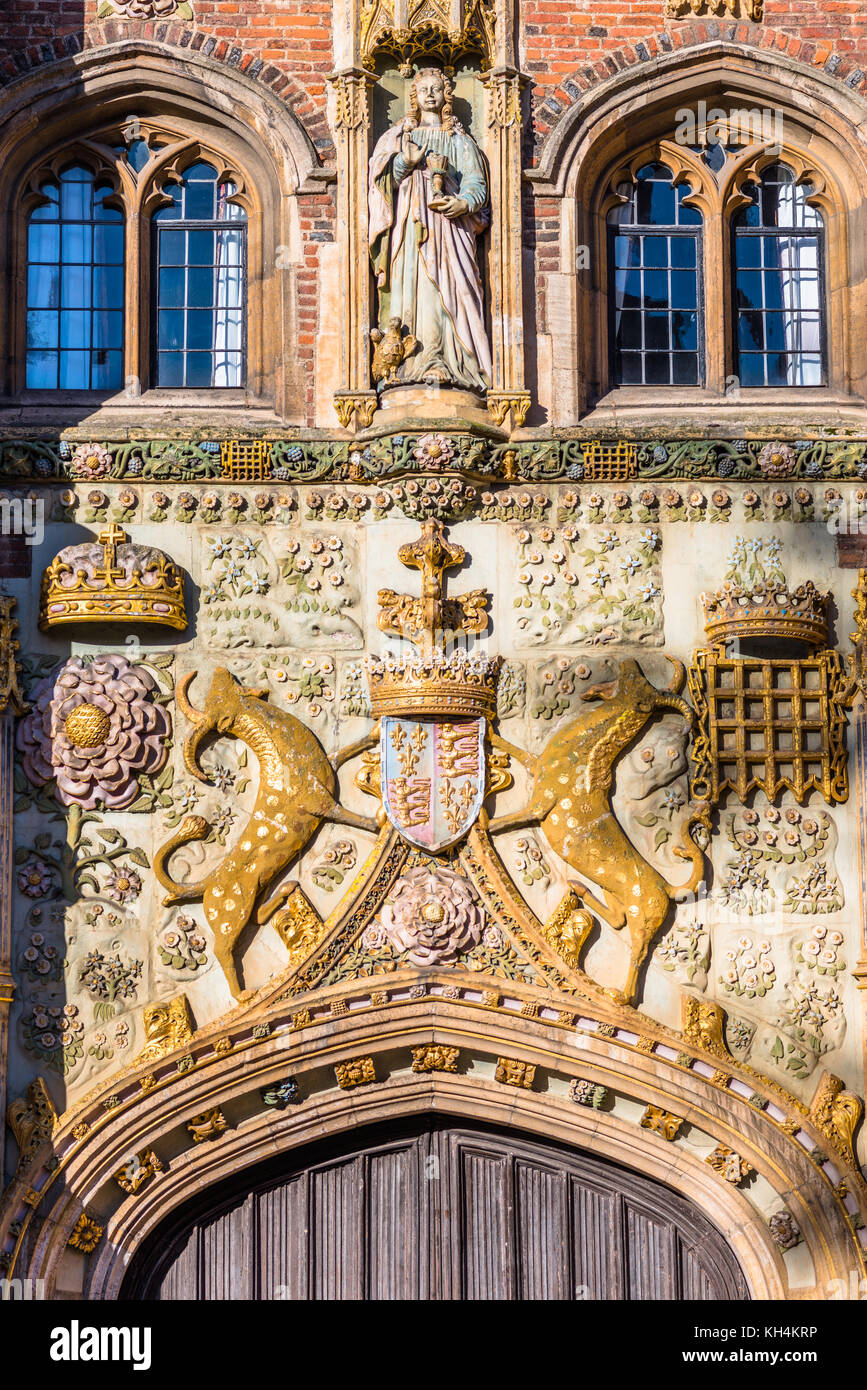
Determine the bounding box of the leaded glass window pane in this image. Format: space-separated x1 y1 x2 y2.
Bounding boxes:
608 164 703 387
733 164 825 387
153 162 247 388
26 166 124 391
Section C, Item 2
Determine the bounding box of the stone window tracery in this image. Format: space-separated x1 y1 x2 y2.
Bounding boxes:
597 139 834 401
17 126 254 398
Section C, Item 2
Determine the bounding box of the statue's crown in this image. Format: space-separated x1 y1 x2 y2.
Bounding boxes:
701 578 829 650
40 524 186 631
364 519 498 719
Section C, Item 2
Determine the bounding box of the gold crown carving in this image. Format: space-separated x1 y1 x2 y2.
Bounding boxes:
40 524 187 631
701 578 829 650
366 649 500 720
365 519 499 720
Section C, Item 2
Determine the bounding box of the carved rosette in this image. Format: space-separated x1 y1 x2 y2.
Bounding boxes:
16 655 171 811
379 865 484 965
495 1057 536 1089
640 1105 684 1141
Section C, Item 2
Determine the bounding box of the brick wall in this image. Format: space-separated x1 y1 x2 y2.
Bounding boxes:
520 0 867 91
1 1 866 422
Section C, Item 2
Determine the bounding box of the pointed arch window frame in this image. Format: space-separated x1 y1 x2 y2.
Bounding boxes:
595 139 833 400
15 124 255 399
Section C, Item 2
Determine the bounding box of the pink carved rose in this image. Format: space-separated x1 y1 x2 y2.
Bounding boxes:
411 433 455 470
380 864 483 966
758 441 796 478
69 443 113 480
16 655 170 810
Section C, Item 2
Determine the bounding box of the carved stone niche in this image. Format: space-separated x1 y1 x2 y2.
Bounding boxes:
331 0 529 432
360 0 497 75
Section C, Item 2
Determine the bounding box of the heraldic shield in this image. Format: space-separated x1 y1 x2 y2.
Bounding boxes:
380 717 486 851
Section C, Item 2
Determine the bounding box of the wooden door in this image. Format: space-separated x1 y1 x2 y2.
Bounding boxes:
122 1120 749 1300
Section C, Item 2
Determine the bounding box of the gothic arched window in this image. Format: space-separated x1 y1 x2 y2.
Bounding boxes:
26 164 125 391
607 163 703 387
18 128 254 399
732 163 825 387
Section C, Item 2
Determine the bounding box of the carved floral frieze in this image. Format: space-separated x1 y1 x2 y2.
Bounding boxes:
510 524 663 647
4 436 867 484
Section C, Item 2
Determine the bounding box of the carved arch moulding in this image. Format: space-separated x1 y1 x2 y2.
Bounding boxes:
528 42 867 193
2 981 864 1300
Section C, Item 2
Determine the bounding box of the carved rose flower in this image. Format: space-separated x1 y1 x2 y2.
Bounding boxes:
758 442 796 478
412 433 455 469
16 655 170 810
17 859 55 899
69 443 112 480
380 865 484 966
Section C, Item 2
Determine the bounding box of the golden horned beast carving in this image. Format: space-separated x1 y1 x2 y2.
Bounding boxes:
154 668 376 999
491 657 710 1005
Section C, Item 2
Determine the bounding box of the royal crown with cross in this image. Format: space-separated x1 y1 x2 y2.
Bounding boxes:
364 520 500 720
39 523 187 631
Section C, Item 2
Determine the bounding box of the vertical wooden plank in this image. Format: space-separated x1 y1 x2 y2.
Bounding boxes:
310 1158 363 1300
626 1203 679 1300
155 1227 200 1301
459 1146 512 1300
680 1243 715 1301
571 1180 624 1301
366 1146 416 1298
515 1162 569 1300
257 1174 309 1300
200 1195 254 1300
424 1125 455 1301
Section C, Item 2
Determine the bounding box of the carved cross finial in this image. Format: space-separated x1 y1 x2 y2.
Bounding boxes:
377 520 488 656
96 523 127 583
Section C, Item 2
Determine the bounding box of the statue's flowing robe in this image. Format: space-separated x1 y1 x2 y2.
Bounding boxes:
369 121 492 390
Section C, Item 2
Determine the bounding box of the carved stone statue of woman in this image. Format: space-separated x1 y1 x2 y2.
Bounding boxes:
368 67 492 393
